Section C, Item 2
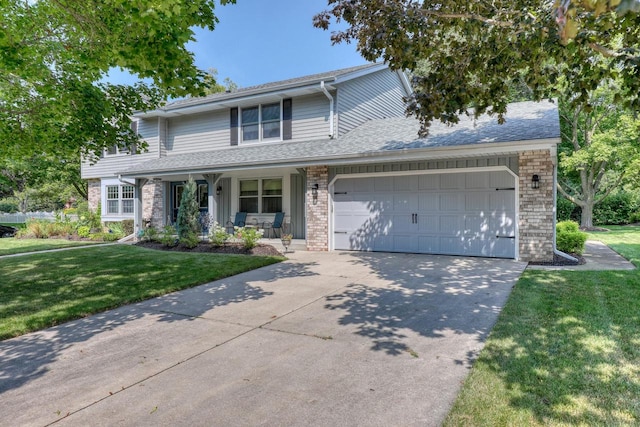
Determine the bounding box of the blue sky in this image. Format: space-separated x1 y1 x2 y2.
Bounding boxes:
107 0 369 88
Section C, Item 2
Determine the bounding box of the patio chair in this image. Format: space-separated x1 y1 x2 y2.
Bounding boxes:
262 212 285 239
226 212 247 233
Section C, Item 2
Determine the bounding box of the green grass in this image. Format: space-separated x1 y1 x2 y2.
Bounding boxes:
0 238 100 256
445 226 640 426
0 245 283 340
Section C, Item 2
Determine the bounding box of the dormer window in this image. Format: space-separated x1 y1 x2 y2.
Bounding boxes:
241 102 281 143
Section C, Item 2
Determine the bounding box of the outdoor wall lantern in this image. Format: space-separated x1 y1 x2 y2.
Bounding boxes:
312 183 319 205
216 186 222 196
532 174 540 189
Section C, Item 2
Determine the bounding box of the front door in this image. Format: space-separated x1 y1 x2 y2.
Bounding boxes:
170 181 209 229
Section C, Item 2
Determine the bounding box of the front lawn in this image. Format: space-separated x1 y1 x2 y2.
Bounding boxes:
445 227 640 426
0 237 100 256
0 245 283 340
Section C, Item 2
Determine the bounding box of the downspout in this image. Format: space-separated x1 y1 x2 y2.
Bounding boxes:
320 81 334 138
552 159 579 262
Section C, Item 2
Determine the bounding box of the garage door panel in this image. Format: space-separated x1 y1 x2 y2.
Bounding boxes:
333 171 516 258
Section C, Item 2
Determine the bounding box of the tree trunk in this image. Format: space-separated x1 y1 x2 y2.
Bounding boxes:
581 201 594 229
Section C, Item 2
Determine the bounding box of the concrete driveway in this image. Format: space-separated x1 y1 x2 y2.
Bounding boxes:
1 251 526 426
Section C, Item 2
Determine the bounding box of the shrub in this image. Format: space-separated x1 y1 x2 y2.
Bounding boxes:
77 225 91 238
176 178 200 239
593 192 637 225
159 225 178 247
0 199 19 213
630 211 640 224
234 226 263 249
179 231 200 249
208 221 230 246
556 196 580 222
141 226 159 242
556 220 587 255
20 219 51 238
121 219 134 235
100 232 120 242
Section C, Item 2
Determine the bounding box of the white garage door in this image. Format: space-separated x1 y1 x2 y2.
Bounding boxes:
333 170 516 258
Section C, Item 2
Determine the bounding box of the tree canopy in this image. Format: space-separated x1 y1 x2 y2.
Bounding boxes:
314 0 640 135
1 0 235 160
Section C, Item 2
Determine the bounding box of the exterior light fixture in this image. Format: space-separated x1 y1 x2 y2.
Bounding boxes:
312 183 319 197
216 186 222 196
532 174 540 189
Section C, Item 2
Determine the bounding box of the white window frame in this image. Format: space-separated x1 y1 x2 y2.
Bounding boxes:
238 178 283 214
105 184 135 216
239 101 282 144
104 120 139 156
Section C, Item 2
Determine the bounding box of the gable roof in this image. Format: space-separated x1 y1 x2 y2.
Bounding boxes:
120 100 560 178
135 63 391 118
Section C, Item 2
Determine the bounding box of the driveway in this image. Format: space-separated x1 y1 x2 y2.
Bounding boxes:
1 251 526 426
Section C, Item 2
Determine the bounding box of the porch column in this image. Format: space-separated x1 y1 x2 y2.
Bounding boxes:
305 165 329 251
518 149 555 262
134 178 144 240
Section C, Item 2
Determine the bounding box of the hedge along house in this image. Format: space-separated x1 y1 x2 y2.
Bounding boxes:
81 63 562 262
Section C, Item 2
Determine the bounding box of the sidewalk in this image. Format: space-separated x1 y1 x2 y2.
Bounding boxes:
527 240 636 271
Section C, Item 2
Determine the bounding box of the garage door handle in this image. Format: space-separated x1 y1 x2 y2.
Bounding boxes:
334 192 347 195
496 235 515 239
334 231 348 234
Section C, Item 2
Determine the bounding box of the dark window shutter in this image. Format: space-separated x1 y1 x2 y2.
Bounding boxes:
230 107 238 146
283 98 292 140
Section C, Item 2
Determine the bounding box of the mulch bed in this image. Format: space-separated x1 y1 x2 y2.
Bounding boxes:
135 241 283 257
528 252 586 266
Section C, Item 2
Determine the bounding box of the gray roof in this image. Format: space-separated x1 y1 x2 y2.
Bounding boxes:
159 63 380 112
121 100 560 177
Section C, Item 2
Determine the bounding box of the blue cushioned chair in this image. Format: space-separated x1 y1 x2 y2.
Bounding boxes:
226 212 247 233
263 212 285 239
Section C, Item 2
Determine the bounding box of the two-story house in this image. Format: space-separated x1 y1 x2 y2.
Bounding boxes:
82 63 561 262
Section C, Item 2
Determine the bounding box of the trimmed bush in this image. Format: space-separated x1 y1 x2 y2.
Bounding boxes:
556 220 587 255
630 211 640 224
208 221 230 246
234 226 263 249
593 192 637 225
556 196 580 222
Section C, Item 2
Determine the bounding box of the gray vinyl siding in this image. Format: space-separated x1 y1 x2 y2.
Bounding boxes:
290 173 306 239
216 178 232 226
329 156 519 181
166 110 229 154
336 69 408 137
291 93 333 141
80 118 160 179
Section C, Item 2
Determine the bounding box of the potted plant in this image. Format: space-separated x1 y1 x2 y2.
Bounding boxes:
280 233 293 252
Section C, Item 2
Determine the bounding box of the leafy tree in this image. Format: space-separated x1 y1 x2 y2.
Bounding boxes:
1 0 235 160
314 1 640 135
176 177 201 239
202 68 238 95
558 84 640 228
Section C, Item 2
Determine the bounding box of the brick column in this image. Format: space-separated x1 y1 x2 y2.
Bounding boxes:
519 150 555 262
142 181 165 228
306 165 329 251
87 179 101 212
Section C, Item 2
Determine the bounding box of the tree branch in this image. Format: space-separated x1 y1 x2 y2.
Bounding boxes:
557 182 584 207
594 172 626 205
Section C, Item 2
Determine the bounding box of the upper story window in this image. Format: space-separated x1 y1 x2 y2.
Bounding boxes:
106 184 134 215
241 102 281 143
104 121 139 156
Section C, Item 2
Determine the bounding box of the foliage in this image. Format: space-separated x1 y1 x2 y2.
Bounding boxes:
208 221 230 246
592 191 638 225
176 178 201 239
234 226 263 249
557 196 581 222
140 226 160 242
0 199 18 213
556 220 588 254
93 232 120 242
0 245 282 339
159 225 178 247
314 1 640 136
558 83 640 228
630 212 640 224
121 219 135 236
179 231 200 249
1 0 237 160
77 226 91 238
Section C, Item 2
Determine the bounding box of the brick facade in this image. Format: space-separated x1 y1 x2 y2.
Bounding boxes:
142 180 165 228
518 149 555 262
87 179 101 212
305 165 329 251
